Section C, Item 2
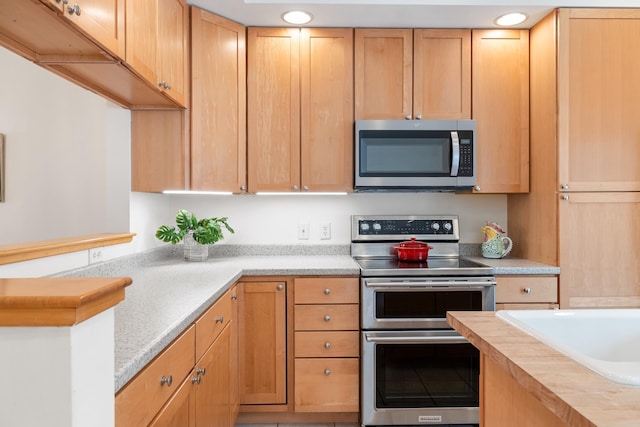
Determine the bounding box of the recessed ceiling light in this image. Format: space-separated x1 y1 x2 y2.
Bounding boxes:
495 12 527 27
281 10 313 25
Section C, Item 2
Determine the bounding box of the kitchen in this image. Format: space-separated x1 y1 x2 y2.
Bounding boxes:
1 0 640 426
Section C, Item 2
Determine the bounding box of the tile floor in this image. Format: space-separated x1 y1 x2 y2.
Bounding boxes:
235 424 359 427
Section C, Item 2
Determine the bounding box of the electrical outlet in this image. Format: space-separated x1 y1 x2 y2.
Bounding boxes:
89 248 103 264
298 223 310 240
320 223 331 240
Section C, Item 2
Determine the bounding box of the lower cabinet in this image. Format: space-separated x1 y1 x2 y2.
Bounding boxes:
495 275 559 310
116 285 238 427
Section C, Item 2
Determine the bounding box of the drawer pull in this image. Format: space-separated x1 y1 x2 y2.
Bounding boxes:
191 376 201 384
324 288 331 295
215 316 224 323
523 287 532 294
196 367 206 376
324 341 331 349
231 294 238 300
160 375 173 387
277 284 284 291
324 369 331 376
324 315 331 322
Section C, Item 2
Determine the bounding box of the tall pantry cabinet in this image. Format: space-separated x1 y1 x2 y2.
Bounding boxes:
508 9 640 309
247 27 353 193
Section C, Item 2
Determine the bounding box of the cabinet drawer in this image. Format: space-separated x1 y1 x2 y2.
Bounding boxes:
116 325 195 427
294 358 359 413
496 276 558 304
195 287 234 361
294 304 359 331
294 277 359 304
295 331 359 357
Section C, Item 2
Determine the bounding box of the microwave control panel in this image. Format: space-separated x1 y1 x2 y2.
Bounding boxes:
457 130 474 177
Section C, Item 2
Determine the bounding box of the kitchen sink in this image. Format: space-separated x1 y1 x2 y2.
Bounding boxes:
496 309 640 387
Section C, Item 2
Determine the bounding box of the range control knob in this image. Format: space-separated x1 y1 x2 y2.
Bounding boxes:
373 223 382 231
431 222 440 231
443 222 453 232
360 223 370 231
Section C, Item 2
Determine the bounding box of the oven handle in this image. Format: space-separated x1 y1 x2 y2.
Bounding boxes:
364 334 469 345
365 281 495 289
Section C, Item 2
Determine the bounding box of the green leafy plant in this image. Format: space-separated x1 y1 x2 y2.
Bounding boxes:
156 209 235 245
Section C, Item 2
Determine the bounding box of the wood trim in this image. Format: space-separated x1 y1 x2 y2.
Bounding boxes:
0 277 132 326
0 233 136 265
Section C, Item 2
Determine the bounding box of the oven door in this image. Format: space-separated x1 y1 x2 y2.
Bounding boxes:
361 277 496 330
361 330 479 427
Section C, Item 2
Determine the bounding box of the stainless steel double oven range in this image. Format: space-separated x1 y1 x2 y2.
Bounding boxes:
351 215 496 427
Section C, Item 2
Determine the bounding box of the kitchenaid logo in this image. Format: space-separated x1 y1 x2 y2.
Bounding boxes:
418 415 443 423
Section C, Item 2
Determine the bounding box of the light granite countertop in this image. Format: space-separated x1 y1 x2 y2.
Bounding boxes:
55 245 558 392
448 311 640 427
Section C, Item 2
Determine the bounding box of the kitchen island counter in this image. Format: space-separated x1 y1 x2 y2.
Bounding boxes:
447 311 640 427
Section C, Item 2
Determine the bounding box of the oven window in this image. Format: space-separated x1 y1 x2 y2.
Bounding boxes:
375 343 479 408
375 290 482 319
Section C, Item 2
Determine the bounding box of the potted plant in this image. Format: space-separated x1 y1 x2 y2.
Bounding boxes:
156 209 235 261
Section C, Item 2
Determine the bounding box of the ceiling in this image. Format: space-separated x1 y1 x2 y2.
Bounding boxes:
187 0 640 29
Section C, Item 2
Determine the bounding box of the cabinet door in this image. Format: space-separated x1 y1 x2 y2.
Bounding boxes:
238 281 287 404
558 192 640 309
413 29 471 120
148 375 195 427
557 9 640 192
194 325 232 427
51 0 125 58
125 0 158 88
354 28 413 119
247 28 301 192
300 28 354 192
157 0 188 105
472 29 530 194
191 8 247 193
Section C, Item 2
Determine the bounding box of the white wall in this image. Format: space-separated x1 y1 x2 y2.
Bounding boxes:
0 44 509 277
0 46 131 245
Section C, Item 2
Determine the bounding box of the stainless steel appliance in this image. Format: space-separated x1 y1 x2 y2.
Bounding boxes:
351 215 495 427
354 120 476 191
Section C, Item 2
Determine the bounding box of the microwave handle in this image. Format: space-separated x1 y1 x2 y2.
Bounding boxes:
451 131 460 176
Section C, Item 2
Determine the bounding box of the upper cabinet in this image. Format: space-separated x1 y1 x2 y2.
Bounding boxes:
472 29 530 194
0 0 185 109
556 9 640 192
190 8 247 193
354 28 471 120
247 27 354 193
126 0 188 106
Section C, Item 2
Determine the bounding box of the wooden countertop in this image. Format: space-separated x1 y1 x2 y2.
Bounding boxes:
0 277 132 326
447 311 640 427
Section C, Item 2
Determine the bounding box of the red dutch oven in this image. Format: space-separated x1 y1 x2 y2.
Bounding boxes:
393 237 433 262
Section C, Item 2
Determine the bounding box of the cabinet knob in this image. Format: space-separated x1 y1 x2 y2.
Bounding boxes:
158 81 166 89
561 184 569 190
191 376 201 384
303 185 309 191
215 316 224 323
240 185 247 191
405 114 412 120
523 287 532 294
196 367 206 376
231 294 238 301
324 341 331 349
474 185 481 192
324 288 331 295
160 375 173 386
324 369 331 376
277 284 284 291
415 114 422 120
67 4 81 15
324 315 331 322
293 185 299 191
562 195 570 201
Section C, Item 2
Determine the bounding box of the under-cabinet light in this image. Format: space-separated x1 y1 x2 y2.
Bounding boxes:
162 190 233 195
256 192 348 196
495 12 527 27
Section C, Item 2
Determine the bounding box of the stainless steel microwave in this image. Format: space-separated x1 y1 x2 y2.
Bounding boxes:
354 119 476 191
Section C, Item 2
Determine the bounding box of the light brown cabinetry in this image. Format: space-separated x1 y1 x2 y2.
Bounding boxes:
495 276 558 310
190 8 247 193
471 29 529 194
116 286 239 427
247 27 353 193
293 277 359 413
238 280 287 405
354 28 471 120
126 0 188 106
508 9 640 308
